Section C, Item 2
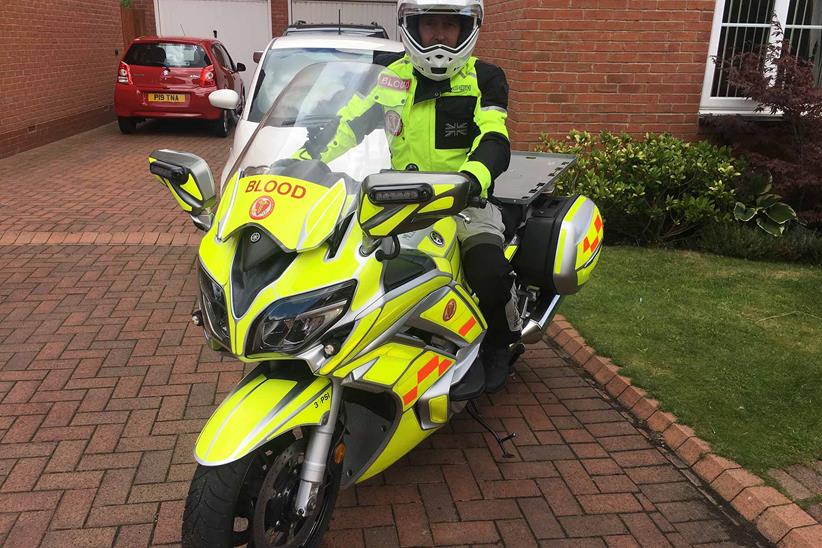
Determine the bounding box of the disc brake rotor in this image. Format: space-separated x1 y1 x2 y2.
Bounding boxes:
252 441 321 547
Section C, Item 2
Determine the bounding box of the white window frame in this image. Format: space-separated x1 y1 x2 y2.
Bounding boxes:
700 0 791 115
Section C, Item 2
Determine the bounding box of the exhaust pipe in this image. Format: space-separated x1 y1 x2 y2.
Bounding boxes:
521 294 562 344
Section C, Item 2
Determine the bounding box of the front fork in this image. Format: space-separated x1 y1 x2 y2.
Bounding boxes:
294 378 343 516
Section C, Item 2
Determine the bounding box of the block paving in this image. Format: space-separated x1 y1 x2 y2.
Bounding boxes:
0 123 767 546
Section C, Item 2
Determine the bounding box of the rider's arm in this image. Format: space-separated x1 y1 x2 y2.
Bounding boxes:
459 61 511 198
300 94 383 163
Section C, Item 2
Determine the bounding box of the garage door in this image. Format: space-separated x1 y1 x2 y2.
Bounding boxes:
155 0 271 90
290 0 398 40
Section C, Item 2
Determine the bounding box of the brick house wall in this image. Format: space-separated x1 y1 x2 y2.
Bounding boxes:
0 1 126 158
475 0 716 150
272 0 289 36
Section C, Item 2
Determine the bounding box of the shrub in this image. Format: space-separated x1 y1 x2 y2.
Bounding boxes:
694 222 822 265
703 23 822 227
734 170 801 237
536 130 743 246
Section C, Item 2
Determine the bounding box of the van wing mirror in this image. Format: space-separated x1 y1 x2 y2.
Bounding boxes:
149 150 216 231
358 171 471 238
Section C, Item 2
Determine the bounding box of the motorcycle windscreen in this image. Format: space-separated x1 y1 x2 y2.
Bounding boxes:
214 61 402 250
216 171 348 252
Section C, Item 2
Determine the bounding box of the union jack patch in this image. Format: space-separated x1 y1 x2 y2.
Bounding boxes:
444 122 468 137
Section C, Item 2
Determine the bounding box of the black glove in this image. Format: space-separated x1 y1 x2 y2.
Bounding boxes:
462 171 486 208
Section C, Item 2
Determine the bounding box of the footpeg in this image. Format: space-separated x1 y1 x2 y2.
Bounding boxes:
450 358 486 402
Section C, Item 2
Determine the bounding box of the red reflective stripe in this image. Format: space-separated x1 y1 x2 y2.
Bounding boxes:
595 215 603 233
402 386 418 406
459 317 476 336
438 359 453 375
417 356 440 383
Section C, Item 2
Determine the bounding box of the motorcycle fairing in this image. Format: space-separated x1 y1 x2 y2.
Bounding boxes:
216 174 348 252
416 288 484 344
194 364 332 465
357 179 470 238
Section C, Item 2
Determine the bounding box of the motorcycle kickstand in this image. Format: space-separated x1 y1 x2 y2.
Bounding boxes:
465 400 517 458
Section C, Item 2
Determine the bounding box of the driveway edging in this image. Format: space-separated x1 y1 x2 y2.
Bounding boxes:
547 314 822 547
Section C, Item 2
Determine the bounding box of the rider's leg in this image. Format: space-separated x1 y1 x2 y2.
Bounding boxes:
457 204 522 392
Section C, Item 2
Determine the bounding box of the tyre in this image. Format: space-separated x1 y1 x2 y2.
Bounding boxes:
182 433 342 548
214 110 230 138
118 116 138 134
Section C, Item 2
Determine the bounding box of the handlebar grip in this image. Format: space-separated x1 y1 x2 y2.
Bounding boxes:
468 195 487 208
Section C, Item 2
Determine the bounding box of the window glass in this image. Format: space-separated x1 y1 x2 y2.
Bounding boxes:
248 48 373 122
221 45 237 71
213 45 233 70
786 0 822 86
709 0 822 98
124 43 211 68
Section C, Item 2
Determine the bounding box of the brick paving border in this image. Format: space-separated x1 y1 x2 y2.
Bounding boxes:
548 315 822 547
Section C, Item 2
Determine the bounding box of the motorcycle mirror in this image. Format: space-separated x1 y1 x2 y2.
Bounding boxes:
149 150 217 231
208 89 240 110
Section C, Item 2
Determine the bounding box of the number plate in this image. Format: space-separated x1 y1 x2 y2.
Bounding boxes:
147 93 186 103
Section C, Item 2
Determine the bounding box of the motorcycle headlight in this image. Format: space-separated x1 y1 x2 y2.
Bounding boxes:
247 280 356 355
198 263 230 350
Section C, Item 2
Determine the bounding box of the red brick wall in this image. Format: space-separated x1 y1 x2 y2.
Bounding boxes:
0 1 126 158
273 0 289 36
131 0 158 35
475 0 716 150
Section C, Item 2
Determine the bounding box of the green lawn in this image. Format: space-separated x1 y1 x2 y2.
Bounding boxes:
560 246 822 475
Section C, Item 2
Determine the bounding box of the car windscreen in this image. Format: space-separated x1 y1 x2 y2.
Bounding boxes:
124 43 211 68
247 48 374 123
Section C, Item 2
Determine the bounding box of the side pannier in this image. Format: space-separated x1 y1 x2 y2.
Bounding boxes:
513 195 603 295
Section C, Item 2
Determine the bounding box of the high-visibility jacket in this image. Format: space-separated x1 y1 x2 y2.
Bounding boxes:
304 53 511 198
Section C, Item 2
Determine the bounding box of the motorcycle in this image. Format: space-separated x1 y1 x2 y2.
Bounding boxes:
148 61 603 547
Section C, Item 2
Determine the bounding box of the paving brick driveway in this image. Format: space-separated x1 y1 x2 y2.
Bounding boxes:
0 123 766 547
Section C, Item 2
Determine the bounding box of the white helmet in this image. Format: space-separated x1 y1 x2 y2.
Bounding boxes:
398 0 483 81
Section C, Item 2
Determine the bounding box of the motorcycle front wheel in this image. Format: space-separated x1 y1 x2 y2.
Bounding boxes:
182 431 342 548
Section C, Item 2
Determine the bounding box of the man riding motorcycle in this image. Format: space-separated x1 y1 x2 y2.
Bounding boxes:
297 0 520 391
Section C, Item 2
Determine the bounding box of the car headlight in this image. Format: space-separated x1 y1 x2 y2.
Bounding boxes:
247 280 356 355
198 263 230 350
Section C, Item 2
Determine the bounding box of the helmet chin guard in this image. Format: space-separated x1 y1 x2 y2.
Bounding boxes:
398 0 483 81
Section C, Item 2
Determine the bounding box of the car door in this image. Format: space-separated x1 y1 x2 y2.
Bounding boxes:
213 43 243 100
219 43 245 100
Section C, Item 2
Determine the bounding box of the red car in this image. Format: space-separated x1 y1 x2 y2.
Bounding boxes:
115 36 246 137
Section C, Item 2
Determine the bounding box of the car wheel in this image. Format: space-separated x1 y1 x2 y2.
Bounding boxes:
118 117 138 134
214 110 230 138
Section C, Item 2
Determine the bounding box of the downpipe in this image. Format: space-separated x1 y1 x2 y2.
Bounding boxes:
294 378 342 516
520 294 563 344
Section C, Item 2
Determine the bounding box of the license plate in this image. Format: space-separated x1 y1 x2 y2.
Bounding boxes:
147 93 185 103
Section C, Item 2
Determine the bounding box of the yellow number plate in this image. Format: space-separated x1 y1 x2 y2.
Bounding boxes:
147 93 186 103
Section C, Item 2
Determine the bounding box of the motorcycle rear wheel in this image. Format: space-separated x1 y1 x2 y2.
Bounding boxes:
182 432 341 548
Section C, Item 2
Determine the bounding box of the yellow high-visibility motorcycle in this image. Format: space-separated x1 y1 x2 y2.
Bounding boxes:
149 62 602 548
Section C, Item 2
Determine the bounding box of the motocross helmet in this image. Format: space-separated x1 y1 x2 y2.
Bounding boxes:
398 0 483 81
